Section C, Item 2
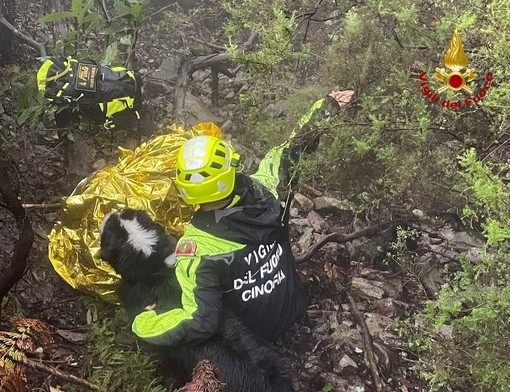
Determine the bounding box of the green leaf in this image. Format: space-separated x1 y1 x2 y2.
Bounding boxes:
119 35 132 46
322 384 334 392
17 107 38 125
16 82 35 112
100 24 129 35
82 12 102 26
101 42 119 66
66 132 76 142
113 0 133 18
38 11 74 23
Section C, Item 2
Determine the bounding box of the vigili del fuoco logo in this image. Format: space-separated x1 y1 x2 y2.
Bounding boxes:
419 28 493 109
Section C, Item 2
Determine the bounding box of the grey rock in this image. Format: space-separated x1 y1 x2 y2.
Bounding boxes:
290 218 311 234
465 247 483 263
335 354 358 373
264 100 286 118
347 387 366 392
364 313 392 335
307 210 329 233
364 313 397 345
351 277 385 299
290 218 311 227
92 159 107 171
314 196 355 220
412 208 426 219
437 324 454 338
291 244 300 255
304 365 321 376
289 207 299 218
415 257 444 296
351 277 401 300
331 323 363 348
293 193 314 213
154 56 185 81
435 226 485 250
370 297 405 318
183 93 222 127
297 227 314 252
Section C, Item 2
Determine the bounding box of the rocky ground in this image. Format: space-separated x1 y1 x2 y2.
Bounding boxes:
0 1 481 391
2 138 478 391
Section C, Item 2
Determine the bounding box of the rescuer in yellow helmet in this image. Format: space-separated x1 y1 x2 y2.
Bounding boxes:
132 90 354 346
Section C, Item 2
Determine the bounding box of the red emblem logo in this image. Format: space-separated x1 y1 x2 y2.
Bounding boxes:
176 240 197 256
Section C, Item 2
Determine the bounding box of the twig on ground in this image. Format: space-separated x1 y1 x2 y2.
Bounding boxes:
26 358 100 391
21 203 61 209
146 3 177 20
295 223 390 263
346 291 385 392
189 36 225 51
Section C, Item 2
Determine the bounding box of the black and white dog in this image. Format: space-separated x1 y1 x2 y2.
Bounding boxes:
100 209 180 319
100 209 293 392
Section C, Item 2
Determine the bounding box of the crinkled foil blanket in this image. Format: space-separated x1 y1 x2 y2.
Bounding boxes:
48 122 222 302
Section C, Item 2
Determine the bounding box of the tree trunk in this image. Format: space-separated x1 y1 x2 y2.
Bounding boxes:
48 0 69 49
0 0 14 65
0 161 34 317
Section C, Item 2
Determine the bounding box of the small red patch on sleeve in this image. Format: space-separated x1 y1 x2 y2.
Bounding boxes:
176 240 197 256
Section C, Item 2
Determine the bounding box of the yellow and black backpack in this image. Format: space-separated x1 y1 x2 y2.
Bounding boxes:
37 56 142 129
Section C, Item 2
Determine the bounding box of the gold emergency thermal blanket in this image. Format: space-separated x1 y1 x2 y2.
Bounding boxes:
48 122 222 302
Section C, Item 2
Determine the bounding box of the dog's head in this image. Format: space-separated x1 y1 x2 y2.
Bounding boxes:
100 209 178 278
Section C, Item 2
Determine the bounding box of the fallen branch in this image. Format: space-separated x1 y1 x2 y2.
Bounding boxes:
146 2 177 20
0 15 46 57
295 223 390 263
173 32 258 121
21 203 61 209
346 291 385 392
26 358 99 391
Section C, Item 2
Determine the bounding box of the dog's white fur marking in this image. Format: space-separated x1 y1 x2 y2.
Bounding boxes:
119 216 158 257
164 252 177 267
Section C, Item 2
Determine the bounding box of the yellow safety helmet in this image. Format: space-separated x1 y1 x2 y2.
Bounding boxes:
176 135 240 205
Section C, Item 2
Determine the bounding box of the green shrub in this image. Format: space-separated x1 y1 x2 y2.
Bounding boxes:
414 150 510 391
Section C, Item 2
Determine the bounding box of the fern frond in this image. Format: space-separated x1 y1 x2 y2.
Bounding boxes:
0 318 56 391
0 366 28 392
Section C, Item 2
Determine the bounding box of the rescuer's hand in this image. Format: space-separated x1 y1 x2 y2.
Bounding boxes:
328 90 355 107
